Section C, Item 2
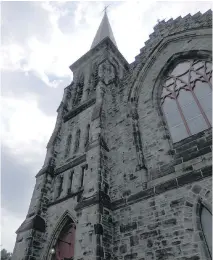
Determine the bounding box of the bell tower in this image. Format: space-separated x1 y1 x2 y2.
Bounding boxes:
12 10 129 260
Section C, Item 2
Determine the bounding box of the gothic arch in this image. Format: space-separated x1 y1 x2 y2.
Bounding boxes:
151 50 212 110
151 50 212 143
184 184 212 260
126 29 212 175
44 210 77 260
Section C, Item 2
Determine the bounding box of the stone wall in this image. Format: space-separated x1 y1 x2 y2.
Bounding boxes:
12 10 212 260
112 178 212 260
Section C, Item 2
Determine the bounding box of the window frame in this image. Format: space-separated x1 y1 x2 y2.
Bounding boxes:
157 54 212 144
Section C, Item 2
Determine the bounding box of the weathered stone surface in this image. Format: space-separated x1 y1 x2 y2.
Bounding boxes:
12 10 212 260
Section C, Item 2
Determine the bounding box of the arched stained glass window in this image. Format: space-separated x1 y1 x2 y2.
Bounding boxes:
201 206 212 257
161 59 212 142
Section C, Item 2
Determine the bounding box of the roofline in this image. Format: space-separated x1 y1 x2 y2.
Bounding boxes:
69 37 129 72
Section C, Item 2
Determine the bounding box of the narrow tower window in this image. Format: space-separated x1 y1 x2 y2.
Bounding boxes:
201 206 212 257
74 129 81 154
84 124 90 148
58 175 63 198
68 170 74 194
65 134 72 158
161 59 212 142
80 164 87 189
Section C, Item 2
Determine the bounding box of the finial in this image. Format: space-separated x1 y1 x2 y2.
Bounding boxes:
102 4 111 14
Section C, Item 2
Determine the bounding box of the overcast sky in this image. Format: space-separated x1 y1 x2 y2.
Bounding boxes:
1 0 212 253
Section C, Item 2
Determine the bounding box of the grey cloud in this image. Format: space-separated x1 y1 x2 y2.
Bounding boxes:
2 70 71 116
1 145 35 218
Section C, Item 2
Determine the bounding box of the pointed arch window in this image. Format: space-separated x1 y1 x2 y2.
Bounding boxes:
65 134 72 158
161 59 212 143
74 129 81 154
200 206 212 257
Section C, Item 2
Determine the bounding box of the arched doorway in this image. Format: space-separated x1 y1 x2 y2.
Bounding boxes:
52 219 76 260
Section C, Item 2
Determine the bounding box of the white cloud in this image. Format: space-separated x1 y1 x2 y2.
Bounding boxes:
1 1 211 86
1 94 56 170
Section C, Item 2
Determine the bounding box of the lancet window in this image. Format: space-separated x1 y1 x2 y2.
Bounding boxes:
74 129 81 154
64 134 72 158
84 124 90 148
161 59 212 142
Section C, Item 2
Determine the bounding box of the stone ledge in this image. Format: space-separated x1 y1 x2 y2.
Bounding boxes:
177 170 202 186
112 165 212 211
74 191 111 211
48 189 83 207
155 179 178 194
55 154 86 175
173 128 211 149
63 98 96 122
151 130 212 181
128 188 154 204
16 214 46 234
35 165 54 178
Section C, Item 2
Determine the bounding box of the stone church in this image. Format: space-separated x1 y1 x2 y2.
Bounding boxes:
12 9 212 260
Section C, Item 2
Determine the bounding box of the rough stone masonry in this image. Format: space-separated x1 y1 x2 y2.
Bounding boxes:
12 9 212 260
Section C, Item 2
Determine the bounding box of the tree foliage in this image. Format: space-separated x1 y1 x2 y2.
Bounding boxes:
1 249 12 260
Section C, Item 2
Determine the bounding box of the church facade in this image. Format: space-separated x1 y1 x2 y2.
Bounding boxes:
12 10 212 260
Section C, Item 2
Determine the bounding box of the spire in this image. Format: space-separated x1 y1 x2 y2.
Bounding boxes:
91 11 117 49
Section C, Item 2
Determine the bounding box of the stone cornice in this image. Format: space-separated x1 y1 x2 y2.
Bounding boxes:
47 165 211 212
35 165 54 178
74 191 111 211
69 37 129 72
55 154 86 175
48 189 84 207
63 98 96 122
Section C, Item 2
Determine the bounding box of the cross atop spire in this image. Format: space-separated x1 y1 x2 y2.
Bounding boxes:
102 4 111 14
90 9 117 49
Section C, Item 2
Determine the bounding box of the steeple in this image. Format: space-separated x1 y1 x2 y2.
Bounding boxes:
91 11 117 49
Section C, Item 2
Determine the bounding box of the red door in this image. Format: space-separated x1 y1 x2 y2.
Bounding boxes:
55 224 75 260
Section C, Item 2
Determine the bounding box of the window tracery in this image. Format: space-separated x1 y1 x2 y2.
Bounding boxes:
161 59 212 142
